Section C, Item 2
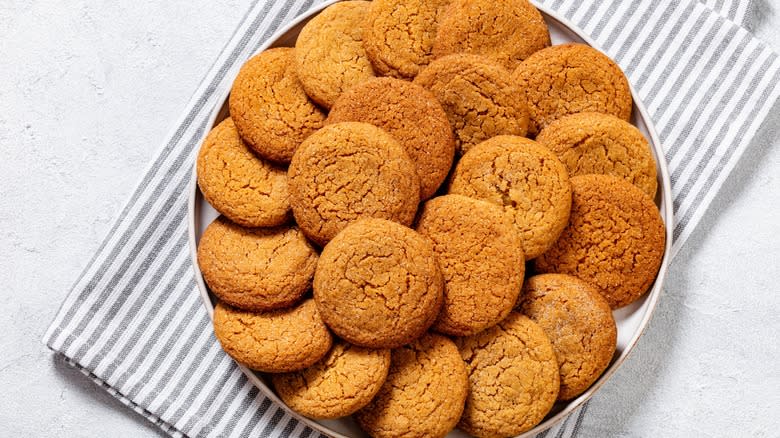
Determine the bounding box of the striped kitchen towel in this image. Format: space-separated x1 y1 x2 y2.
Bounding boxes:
43 0 779 437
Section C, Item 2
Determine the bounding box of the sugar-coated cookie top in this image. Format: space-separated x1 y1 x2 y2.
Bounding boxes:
314 218 443 349
433 0 551 70
355 333 468 438
328 77 455 199
288 122 420 246
272 341 391 419
534 174 665 308
519 273 617 400
295 1 376 108
416 194 525 336
513 43 633 134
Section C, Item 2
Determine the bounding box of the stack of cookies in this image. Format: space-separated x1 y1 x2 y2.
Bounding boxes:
196 1 666 437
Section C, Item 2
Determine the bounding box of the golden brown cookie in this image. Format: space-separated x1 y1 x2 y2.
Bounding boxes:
456 312 559 437
196 217 318 312
212 299 332 373
295 1 376 108
228 47 326 163
413 54 529 154
327 78 455 199
449 135 572 260
536 112 658 198
288 122 420 246
313 219 443 349
355 333 468 438
363 0 453 79
416 195 525 336
433 0 550 70
518 274 617 400
271 341 391 419
196 118 290 228
534 174 666 308
513 43 633 135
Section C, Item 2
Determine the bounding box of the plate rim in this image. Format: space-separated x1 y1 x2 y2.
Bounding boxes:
186 1 675 437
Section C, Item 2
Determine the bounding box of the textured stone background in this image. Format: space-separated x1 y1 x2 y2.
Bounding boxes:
1 1 778 437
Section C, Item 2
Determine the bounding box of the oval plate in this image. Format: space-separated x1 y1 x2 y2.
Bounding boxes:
187 1 674 436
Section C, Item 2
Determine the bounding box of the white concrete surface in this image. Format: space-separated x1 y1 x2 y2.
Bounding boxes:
0 1 778 437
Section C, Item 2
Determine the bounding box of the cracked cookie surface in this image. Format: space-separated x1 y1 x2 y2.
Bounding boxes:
313 219 443 349
288 122 420 246
416 195 524 336
355 333 468 438
197 217 318 312
327 77 455 199
212 299 332 373
228 47 326 163
534 174 665 308
413 54 529 154
196 118 290 228
512 43 632 135
433 0 550 71
363 0 453 79
271 341 391 419
536 112 657 198
449 135 572 260
295 1 376 108
456 312 559 437
518 274 617 400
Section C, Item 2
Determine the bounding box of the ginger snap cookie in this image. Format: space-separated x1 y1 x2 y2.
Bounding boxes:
228 47 326 163
449 135 572 260
518 274 617 400
212 299 332 373
413 54 529 154
433 0 550 71
416 195 525 336
313 219 443 349
536 112 658 198
197 217 318 312
327 77 455 199
513 43 633 135
271 341 391 419
456 312 559 437
288 122 420 246
363 0 453 79
295 1 375 109
196 118 290 228
534 174 666 309
355 333 468 438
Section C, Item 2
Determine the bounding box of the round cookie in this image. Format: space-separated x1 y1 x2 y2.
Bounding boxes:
414 54 529 154
534 174 666 308
327 78 455 199
433 0 550 71
313 219 443 349
196 118 290 228
449 135 572 260
295 1 375 109
271 341 391 419
197 217 318 312
212 299 332 373
288 122 420 246
536 112 658 198
513 43 633 135
228 47 326 163
355 333 468 438
518 274 617 400
363 0 454 79
416 195 525 336
456 312 559 437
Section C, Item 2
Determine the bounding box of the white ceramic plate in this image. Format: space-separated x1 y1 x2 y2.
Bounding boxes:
188 2 674 436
